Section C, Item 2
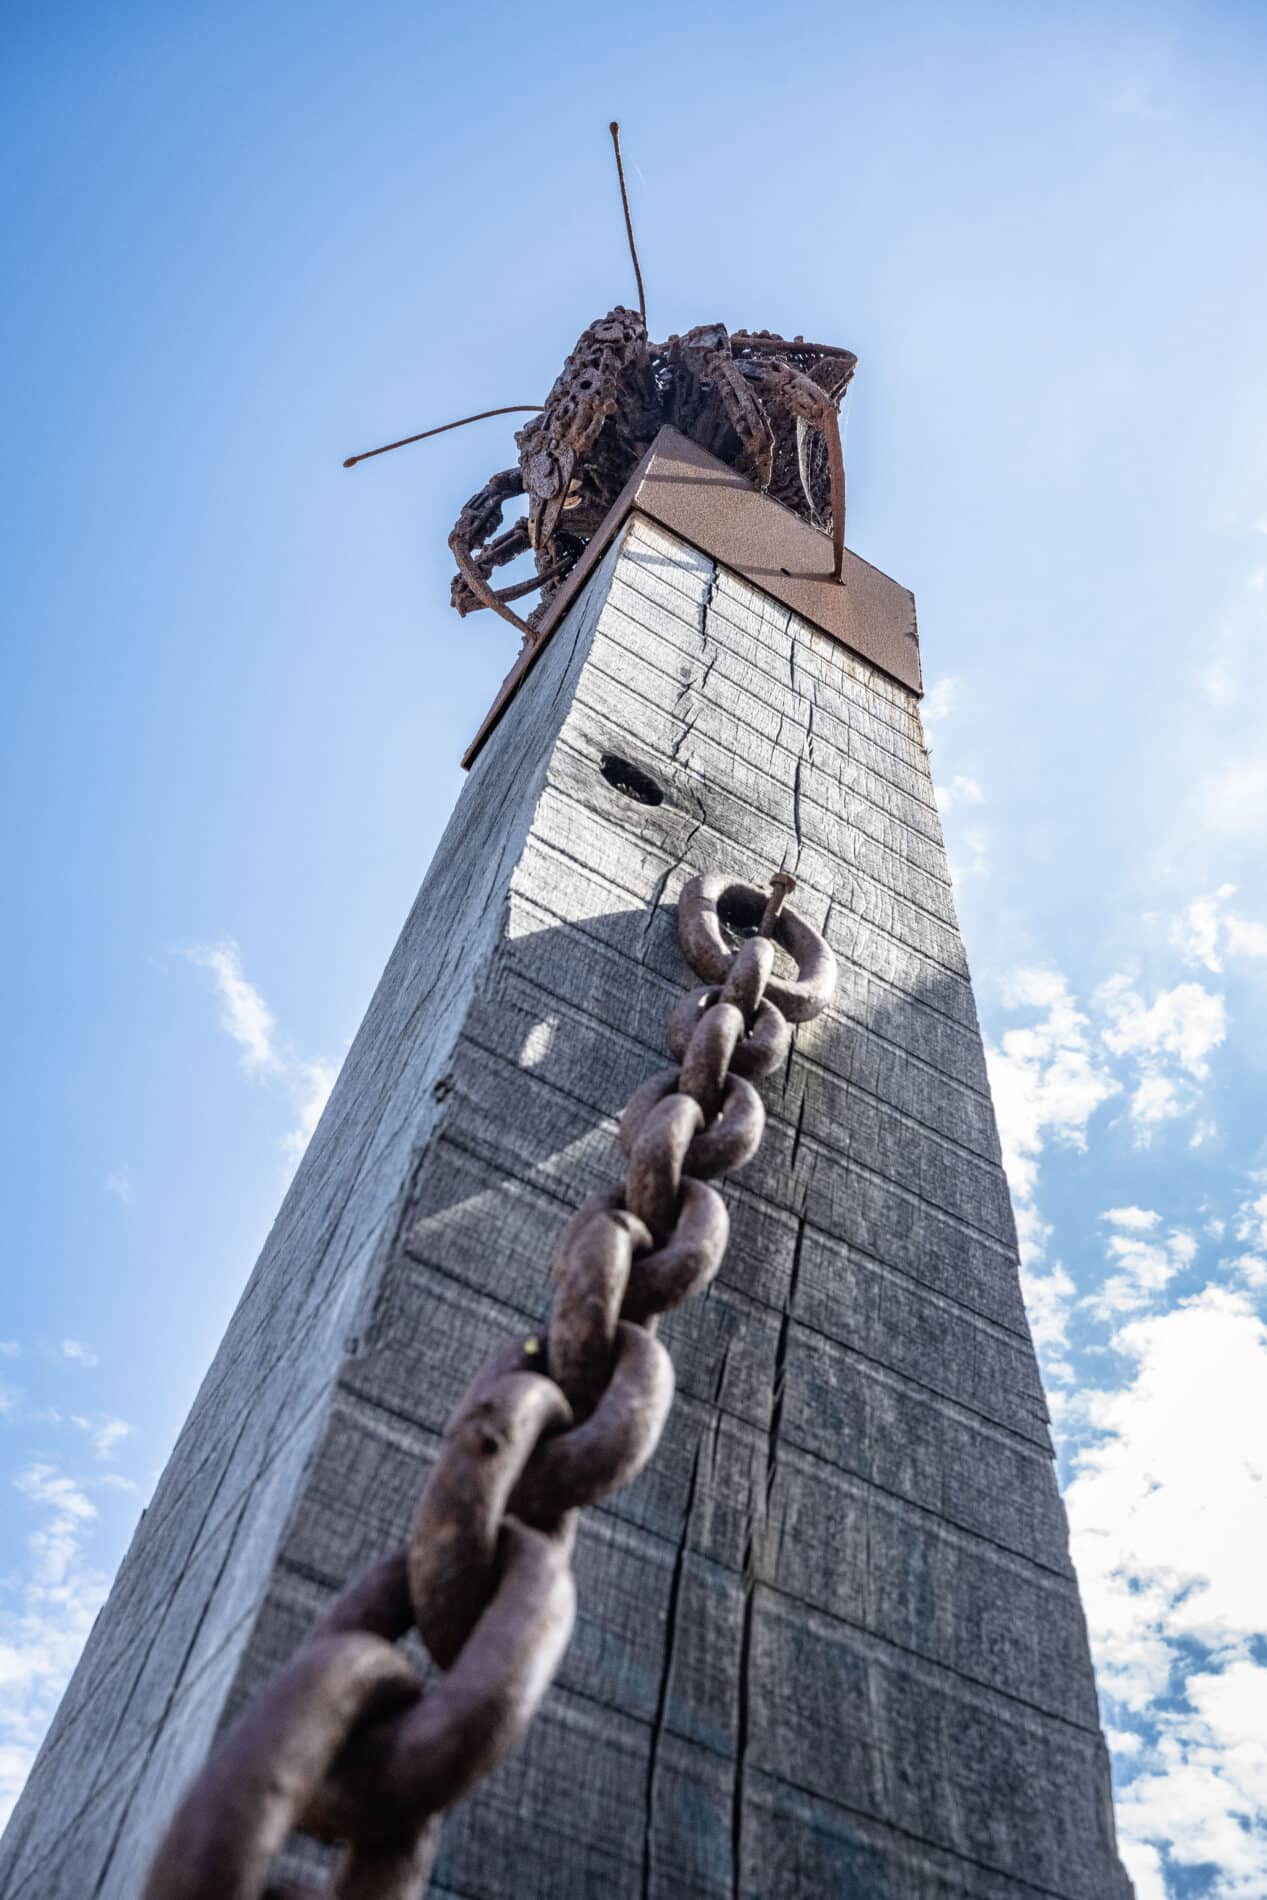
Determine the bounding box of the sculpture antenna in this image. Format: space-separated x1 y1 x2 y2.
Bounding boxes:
608 121 647 326
342 404 543 470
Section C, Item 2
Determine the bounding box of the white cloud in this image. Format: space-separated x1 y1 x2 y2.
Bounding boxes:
1227 916 1267 959
0 1467 109 1828
185 940 338 1171
1100 977 1226 1079
1102 1207 1162 1233
1234 1185 1267 1254
1063 1276 1267 1808
934 773 984 815
1071 1288 1267 1685
69 1415 133 1461
1098 975 1226 1138
1017 1256 1076 1371
93 1420 131 1461
1087 1217 1198 1319
59 1341 98 1370
280 1059 338 1168
1118 1661 1267 1896
920 680 989 880
986 968 1118 1374
13 1467 95 1581
103 1167 134 1207
1171 886 1236 973
989 969 1120 1206
1118 1838 1167 1900
1228 1185 1267 1288
1171 886 1267 975
184 940 281 1078
1128 1074 1180 1127
0 1342 19 1360
920 674 961 744
1067 1288 1267 1888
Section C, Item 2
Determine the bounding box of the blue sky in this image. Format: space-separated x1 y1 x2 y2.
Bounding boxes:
3 2 1266 1892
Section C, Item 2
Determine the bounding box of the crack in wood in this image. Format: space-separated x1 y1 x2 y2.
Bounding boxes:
641 1438 703 1900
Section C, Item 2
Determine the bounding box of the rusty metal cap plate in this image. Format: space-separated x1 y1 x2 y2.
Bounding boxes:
462 426 919 768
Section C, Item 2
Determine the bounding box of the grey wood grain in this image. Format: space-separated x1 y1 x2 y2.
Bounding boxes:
0 514 1131 1900
505 856 993 1096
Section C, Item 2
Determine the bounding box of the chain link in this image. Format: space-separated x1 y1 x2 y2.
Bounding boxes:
142 870 837 1900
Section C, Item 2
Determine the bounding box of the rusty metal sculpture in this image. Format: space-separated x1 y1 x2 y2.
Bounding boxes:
446 312 857 641
344 124 856 645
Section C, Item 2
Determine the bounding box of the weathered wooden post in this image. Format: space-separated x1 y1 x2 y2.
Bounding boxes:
0 341 1133 1896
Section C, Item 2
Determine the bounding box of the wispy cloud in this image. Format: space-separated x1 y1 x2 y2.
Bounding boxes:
1171 886 1267 975
1067 1288 1267 1893
281 1059 339 1168
1102 1206 1161 1233
986 967 1119 1377
183 940 281 1078
1 1466 110 1826
921 678 991 883
933 772 984 815
59 1341 99 1370
184 940 337 1170
103 1167 135 1207
1087 1211 1198 1318
1228 1179 1267 1290
919 673 962 743
69 1415 132 1460
1122 1658 1267 1899
1099 977 1226 1080
988 968 1120 1203
1098 975 1226 1139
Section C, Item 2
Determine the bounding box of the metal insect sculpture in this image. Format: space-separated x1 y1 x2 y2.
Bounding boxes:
344 126 857 644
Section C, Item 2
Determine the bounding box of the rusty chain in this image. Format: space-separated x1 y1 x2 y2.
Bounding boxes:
142 870 837 1900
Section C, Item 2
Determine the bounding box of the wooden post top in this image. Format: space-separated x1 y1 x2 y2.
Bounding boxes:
461 426 921 770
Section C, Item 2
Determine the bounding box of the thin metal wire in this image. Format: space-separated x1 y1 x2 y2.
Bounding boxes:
824 401 846 581
342 406 543 470
608 122 647 327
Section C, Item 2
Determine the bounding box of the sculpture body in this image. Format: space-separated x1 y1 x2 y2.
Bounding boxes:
448 309 856 636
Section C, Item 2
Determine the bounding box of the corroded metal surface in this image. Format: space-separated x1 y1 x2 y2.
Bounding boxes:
460 427 922 769
141 874 837 1900
448 311 857 639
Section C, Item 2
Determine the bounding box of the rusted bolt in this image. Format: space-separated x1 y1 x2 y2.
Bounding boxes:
759 872 797 938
